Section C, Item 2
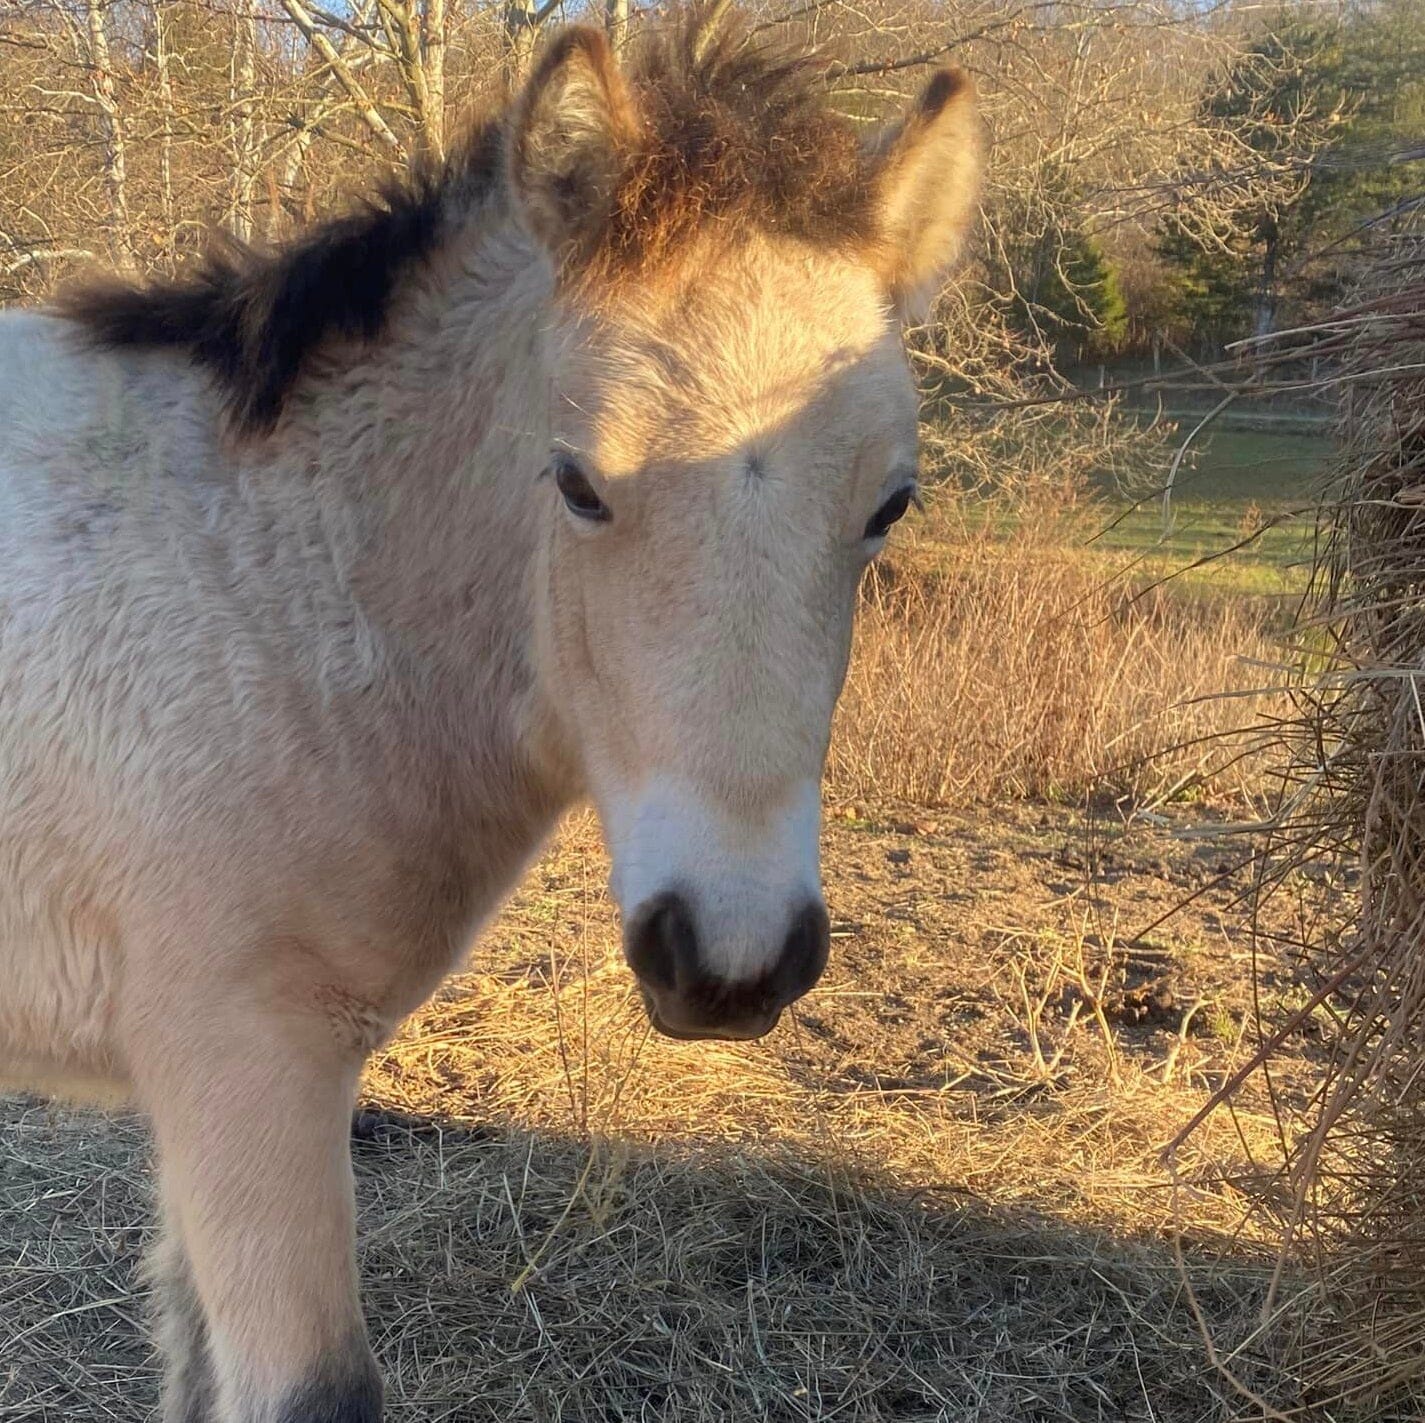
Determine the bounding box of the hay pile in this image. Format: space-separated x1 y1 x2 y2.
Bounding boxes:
1254 225 1425 1413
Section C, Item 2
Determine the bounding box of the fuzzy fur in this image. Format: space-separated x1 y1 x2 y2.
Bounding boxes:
2 9 979 1418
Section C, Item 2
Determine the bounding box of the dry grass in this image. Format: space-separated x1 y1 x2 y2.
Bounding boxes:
0 1098 1300 1423
365 895 1281 1241
829 495 1281 809
2 804 1346 1421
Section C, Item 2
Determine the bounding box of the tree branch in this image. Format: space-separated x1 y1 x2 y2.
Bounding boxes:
278 0 403 153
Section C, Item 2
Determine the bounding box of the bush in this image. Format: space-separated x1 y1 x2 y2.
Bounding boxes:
828 496 1278 808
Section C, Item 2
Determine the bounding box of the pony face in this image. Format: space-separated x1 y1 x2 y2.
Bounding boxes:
513 24 980 1040
537 243 917 1039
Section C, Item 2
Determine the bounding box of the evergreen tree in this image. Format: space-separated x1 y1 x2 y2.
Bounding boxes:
998 163 1130 361
1158 1 1425 349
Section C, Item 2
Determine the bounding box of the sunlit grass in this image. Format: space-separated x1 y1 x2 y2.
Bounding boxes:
1089 428 1330 602
932 424 1331 605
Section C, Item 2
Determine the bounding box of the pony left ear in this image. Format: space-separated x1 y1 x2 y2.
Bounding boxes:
507 27 641 266
868 67 982 322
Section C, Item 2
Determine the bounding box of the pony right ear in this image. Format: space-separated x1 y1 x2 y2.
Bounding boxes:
507 27 641 265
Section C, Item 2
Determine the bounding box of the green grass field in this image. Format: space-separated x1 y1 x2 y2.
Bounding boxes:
938 423 1334 603
1087 428 1333 601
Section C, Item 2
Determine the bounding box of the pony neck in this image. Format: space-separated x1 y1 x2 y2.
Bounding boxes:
270 206 570 788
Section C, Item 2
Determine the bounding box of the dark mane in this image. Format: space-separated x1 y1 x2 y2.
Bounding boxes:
54 122 502 436
55 9 869 436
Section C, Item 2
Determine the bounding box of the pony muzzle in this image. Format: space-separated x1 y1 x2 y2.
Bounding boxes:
624 890 830 1041
602 777 830 1039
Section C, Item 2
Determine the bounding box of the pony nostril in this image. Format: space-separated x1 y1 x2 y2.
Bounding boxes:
772 901 831 1005
625 891 699 994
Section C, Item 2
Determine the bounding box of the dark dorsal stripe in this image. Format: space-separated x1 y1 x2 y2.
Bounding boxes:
54 122 502 437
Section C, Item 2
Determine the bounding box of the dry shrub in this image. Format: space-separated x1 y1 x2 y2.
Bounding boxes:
829 495 1278 808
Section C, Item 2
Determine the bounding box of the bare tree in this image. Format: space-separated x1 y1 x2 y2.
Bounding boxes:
82 0 133 267
423 0 446 155
152 1 175 259
0 0 1333 390
502 0 567 78
606 0 630 52
370 0 447 159
278 0 403 153
265 0 384 236
229 0 261 241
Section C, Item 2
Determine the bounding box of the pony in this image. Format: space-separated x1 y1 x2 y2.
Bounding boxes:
0 11 979 1420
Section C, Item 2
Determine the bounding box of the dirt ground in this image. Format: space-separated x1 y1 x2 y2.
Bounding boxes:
0 801 1369 1421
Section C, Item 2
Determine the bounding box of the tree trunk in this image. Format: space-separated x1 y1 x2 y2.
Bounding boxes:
1252 224 1280 383
1253 224 1279 342
506 0 539 80
85 0 134 269
153 1 175 264
230 0 260 243
422 0 446 160
606 0 629 51
379 0 442 161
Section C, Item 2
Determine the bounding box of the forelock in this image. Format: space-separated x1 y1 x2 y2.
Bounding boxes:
576 14 877 284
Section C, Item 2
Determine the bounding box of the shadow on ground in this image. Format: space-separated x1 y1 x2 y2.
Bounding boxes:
0 1094 1316 1423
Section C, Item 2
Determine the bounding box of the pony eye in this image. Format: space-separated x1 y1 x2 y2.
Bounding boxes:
553 458 610 523
865 484 916 541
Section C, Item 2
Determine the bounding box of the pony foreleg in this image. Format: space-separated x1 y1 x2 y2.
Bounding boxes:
139 1012 382 1423
149 1211 217 1423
